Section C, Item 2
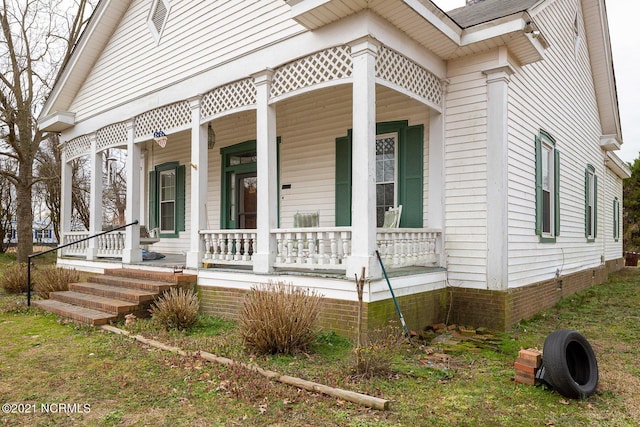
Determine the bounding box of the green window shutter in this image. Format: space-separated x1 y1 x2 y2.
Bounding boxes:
176 164 186 232
399 124 424 227
593 174 597 238
148 170 158 229
534 135 542 236
554 149 560 236
335 135 352 226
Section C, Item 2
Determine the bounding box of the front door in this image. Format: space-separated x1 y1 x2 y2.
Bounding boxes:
236 172 257 229
221 140 257 229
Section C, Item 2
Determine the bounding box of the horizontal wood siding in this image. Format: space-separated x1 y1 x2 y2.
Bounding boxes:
276 85 429 228
144 131 191 254
604 167 623 261
507 0 609 287
206 111 257 229
69 0 302 122
444 53 493 289
145 85 430 242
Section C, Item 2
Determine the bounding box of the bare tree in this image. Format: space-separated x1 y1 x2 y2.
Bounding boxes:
102 148 127 226
34 134 60 241
0 0 92 262
71 155 90 230
0 156 15 252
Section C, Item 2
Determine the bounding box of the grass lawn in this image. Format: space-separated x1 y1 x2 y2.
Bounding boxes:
1 267 639 426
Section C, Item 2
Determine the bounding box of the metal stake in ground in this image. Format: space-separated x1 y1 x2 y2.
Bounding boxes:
375 250 409 336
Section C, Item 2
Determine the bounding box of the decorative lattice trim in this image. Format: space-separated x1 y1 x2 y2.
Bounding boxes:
65 134 91 160
376 46 442 106
201 78 257 120
134 100 191 139
96 122 128 151
270 45 352 99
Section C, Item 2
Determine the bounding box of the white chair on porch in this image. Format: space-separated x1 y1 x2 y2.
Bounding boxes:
382 205 402 228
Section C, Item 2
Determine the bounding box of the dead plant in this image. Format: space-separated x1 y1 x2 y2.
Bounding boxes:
34 266 80 298
240 281 321 355
0 263 28 294
150 287 200 330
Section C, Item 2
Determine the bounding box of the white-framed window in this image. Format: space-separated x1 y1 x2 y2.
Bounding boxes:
585 164 597 241
613 197 620 241
535 130 560 242
541 143 553 235
375 133 398 227
159 169 176 233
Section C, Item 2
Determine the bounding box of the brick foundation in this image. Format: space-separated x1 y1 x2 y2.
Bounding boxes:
197 258 623 337
451 261 620 331
197 284 448 339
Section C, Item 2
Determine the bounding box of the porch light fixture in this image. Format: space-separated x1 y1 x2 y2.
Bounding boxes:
153 130 167 148
523 21 541 38
208 124 216 149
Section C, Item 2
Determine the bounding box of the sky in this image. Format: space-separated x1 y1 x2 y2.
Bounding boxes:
432 0 640 165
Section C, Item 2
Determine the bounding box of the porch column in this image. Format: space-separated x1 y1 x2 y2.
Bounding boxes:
122 121 142 263
87 134 101 260
429 107 445 266
347 39 381 279
253 69 277 273
186 96 208 269
60 148 73 249
483 65 514 290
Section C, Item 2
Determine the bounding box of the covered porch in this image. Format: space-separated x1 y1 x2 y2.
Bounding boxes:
58 40 446 280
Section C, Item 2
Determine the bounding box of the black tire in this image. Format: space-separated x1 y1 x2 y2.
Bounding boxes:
542 329 598 399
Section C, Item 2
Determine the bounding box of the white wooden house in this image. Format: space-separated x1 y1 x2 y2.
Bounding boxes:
38 0 629 334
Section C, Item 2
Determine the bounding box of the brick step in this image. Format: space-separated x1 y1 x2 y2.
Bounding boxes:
104 268 196 285
88 275 176 293
32 300 117 326
50 291 140 315
69 282 159 304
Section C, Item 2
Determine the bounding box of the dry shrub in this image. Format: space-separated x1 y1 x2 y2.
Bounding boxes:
149 287 200 330
354 322 405 378
34 266 80 298
0 263 28 294
240 281 321 355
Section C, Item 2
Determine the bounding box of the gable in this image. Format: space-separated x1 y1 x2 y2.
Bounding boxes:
41 0 302 128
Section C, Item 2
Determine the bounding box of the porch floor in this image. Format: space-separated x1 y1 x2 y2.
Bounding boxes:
61 254 444 278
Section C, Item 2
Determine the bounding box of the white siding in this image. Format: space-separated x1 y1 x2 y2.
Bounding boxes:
507 0 610 287
276 85 429 228
206 111 257 229
443 52 492 289
604 167 623 261
143 130 192 254
144 84 431 252
69 0 302 122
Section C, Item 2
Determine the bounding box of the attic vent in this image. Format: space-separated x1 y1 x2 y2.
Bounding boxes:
148 0 169 39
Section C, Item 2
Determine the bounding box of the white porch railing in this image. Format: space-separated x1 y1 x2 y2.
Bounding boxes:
199 227 441 271
274 227 352 271
61 231 126 258
376 228 440 268
201 230 257 266
62 232 90 257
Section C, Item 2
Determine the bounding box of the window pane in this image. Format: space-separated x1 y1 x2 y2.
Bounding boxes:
375 134 397 227
159 169 176 232
160 201 175 231
160 170 176 200
542 147 550 191
542 190 551 233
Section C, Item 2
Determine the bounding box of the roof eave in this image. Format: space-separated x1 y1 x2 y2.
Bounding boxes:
38 0 132 122
38 111 76 132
